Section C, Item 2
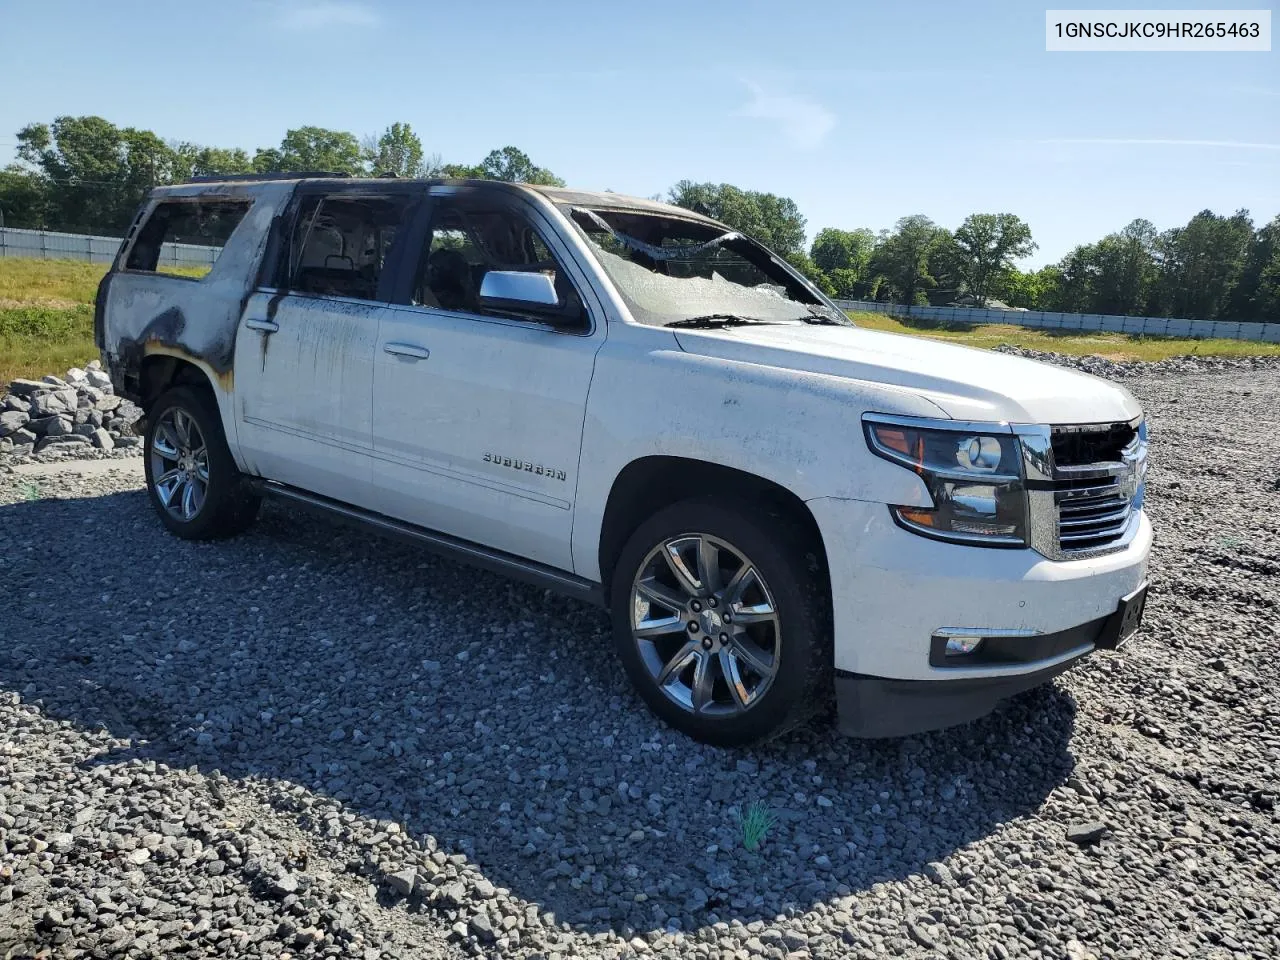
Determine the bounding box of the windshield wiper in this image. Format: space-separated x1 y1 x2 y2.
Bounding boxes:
798 312 846 326
666 314 783 329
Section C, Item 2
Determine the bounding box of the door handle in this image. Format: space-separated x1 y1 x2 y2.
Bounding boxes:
245 318 279 333
384 342 430 360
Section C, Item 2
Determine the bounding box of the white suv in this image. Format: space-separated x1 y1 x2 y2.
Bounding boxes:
96 175 1151 745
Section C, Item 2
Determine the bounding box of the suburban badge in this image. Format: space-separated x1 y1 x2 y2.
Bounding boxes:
483 452 567 481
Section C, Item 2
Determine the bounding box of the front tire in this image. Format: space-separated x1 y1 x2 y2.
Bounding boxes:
144 386 260 540
610 497 831 746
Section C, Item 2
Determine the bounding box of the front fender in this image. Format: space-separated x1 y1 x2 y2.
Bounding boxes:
570 329 943 581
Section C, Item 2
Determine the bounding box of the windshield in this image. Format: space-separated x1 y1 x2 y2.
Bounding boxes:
566 207 848 328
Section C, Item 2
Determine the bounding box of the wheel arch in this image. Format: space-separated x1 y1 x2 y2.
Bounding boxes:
138 351 221 411
596 456 830 605
135 351 246 473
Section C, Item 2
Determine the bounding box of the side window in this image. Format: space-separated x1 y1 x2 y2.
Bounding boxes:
284 193 414 301
416 223 487 311
412 201 584 325
124 199 251 277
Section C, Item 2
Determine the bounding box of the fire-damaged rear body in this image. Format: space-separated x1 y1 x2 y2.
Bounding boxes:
96 181 293 457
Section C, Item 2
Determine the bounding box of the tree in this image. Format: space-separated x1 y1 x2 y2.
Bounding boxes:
419 152 446 178
1053 243 1100 313
1222 214 1280 321
997 265 1062 310
1092 219 1158 315
1251 226 1280 322
952 213 1037 305
781 249 822 284
15 115 183 232
4 113 583 234
173 144 254 180
251 147 284 173
923 231 965 303
1151 209 1254 319
0 165 50 228
1048 219 1157 316
439 161 480 179
870 215 951 305
668 181 807 259
810 227 876 298
365 122 425 178
477 146 564 186
260 126 365 174
438 146 564 185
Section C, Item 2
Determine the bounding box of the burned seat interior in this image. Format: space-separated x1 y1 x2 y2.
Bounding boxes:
287 194 412 300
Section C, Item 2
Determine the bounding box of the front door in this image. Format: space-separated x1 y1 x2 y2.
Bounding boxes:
234 188 417 505
371 190 605 570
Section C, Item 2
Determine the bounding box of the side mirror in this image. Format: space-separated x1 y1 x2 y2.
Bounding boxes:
479 270 559 308
478 270 584 329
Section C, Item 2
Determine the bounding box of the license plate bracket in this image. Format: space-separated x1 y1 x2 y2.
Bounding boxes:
1097 582 1148 650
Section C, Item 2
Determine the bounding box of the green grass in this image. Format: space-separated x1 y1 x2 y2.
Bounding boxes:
0 259 209 385
739 801 777 853
848 310 1280 362
0 302 95 386
0 259 104 385
0 257 106 306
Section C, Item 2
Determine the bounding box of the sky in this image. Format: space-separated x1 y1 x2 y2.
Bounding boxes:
1 0 1277 265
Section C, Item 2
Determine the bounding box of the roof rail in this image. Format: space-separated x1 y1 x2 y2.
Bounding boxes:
181 171 351 184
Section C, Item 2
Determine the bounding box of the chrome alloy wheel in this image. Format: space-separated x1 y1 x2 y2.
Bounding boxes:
630 534 781 716
149 406 209 522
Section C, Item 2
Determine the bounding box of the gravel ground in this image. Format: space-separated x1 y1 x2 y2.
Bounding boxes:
2 357 1278 960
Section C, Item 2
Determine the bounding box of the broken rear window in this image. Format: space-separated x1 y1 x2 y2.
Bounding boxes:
125 199 251 278
567 208 845 328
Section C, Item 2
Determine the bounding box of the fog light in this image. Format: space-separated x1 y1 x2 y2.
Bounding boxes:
944 635 983 656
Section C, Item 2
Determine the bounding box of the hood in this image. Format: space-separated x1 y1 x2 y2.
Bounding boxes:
673 323 1141 425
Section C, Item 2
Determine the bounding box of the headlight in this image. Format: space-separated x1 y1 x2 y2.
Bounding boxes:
864 416 1028 547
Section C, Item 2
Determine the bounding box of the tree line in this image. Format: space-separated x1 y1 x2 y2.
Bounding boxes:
2 115 1276 321
0 116 563 237
811 209 1279 323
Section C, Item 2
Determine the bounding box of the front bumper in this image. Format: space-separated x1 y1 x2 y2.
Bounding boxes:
806 497 1152 735
834 615 1106 737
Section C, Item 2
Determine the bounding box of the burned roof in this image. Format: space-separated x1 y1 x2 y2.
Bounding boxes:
522 185 723 225
157 175 724 228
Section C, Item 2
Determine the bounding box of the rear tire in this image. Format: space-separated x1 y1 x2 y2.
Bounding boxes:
609 497 831 746
144 385 260 540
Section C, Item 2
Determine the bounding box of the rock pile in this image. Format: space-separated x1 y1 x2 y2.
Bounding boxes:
0 362 143 462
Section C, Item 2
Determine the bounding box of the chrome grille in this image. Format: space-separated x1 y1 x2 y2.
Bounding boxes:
1056 477 1132 549
1048 420 1144 556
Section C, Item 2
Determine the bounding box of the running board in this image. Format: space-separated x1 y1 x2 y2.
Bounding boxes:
255 481 605 607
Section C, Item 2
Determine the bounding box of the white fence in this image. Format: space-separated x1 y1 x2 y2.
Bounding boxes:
834 299 1280 344
0 227 220 268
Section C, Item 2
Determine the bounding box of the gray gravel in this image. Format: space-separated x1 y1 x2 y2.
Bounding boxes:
2 355 1278 959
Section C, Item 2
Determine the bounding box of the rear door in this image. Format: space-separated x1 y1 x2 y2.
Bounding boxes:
233 184 419 505
370 186 606 570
